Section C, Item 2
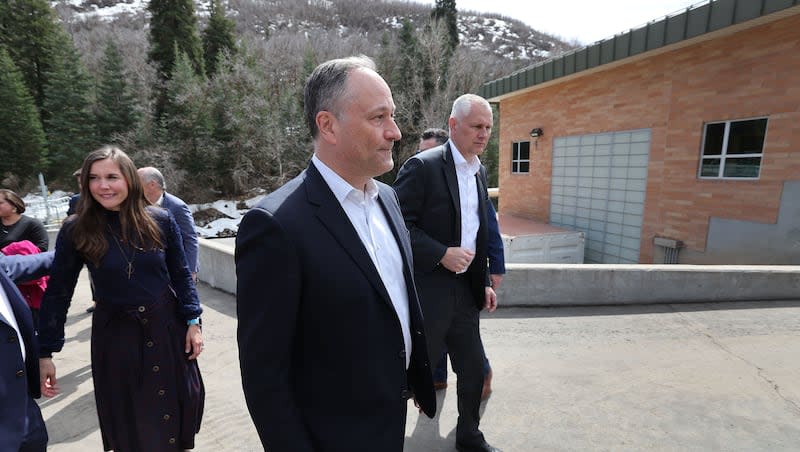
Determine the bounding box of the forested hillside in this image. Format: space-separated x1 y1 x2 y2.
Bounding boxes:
1 0 577 200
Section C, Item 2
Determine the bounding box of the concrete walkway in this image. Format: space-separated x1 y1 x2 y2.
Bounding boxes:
40 270 800 451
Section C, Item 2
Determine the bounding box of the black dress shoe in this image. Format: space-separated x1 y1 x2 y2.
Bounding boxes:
455 440 502 452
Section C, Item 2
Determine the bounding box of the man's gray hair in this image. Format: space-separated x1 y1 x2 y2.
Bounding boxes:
139 166 166 191
450 93 491 120
304 55 376 139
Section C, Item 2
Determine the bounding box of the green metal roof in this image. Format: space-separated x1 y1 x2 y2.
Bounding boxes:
479 0 800 100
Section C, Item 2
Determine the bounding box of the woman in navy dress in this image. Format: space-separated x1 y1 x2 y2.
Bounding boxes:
37 146 205 451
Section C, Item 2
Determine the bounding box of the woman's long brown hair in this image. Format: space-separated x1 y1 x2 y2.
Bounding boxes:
71 146 163 267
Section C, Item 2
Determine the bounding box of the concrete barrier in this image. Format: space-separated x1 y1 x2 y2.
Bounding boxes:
497 263 800 306
198 239 800 305
198 237 237 294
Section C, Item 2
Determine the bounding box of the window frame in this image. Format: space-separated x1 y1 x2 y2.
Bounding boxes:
698 117 768 180
511 141 531 174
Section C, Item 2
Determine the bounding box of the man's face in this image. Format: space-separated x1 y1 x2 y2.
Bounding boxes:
332 68 401 186
449 102 493 159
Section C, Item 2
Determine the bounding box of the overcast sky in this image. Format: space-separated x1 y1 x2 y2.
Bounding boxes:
420 0 704 45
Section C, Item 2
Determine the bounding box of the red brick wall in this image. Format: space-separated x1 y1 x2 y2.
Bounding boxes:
496 13 800 263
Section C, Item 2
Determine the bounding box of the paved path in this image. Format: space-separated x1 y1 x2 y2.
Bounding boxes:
40 270 800 451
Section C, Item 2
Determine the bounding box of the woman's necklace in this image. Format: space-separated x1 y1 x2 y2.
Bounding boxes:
108 226 139 279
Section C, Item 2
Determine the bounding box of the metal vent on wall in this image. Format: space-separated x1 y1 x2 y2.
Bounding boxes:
654 236 683 264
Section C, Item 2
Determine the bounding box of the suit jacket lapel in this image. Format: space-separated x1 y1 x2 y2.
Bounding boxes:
304 164 395 308
441 143 462 243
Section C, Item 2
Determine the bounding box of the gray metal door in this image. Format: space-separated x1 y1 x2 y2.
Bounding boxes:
550 129 650 263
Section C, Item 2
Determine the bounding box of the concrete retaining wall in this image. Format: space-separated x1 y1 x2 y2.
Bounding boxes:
497 264 800 306
198 238 237 295
197 240 800 305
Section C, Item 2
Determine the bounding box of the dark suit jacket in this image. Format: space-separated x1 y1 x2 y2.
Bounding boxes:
235 162 435 452
161 192 199 273
393 143 491 311
0 252 53 451
486 202 505 275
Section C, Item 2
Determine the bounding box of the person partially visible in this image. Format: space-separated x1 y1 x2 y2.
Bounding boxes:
418 128 505 400
66 169 82 217
394 94 500 452
138 167 200 282
38 146 205 451
0 189 48 252
236 55 435 452
418 127 450 153
0 250 54 452
1 240 48 330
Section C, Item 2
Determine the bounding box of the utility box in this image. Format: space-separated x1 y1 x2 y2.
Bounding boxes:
498 214 585 264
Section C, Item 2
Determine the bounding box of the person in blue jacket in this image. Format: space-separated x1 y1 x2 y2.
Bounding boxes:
138 167 200 282
0 250 53 452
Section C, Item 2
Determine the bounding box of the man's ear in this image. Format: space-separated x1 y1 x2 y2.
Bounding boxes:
316 111 337 145
448 116 457 133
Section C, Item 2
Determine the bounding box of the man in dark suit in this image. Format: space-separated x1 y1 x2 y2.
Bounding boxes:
418 128 505 399
0 251 53 452
138 167 200 281
394 94 500 452
235 55 435 452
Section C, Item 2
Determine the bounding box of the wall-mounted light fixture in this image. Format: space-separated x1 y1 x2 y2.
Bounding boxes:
530 128 543 138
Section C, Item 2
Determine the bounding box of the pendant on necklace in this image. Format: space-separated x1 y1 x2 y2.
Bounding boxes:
127 262 134 279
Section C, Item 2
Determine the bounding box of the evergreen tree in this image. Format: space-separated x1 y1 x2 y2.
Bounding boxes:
148 0 205 80
202 0 237 77
431 0 459 52
0 0 61 112
95 40 139 144
386 18 425 178
208 47 308 195
0 47 47 180
42 30 97 181
163 50 217 194
148 0 204 120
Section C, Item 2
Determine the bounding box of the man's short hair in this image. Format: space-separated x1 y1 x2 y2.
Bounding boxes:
450 93 490 121
421 128 449 146
304 55 376 139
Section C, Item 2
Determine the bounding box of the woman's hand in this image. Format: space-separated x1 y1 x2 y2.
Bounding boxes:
39 358 60 397
185 324 203 360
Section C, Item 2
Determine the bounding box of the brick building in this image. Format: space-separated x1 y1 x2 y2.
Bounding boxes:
480 0 800 264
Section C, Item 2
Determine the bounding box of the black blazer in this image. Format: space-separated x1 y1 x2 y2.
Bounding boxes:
0 252 53 451
393 142 491 310
235 162 435 452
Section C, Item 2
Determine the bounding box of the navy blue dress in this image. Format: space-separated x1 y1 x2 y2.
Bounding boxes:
38 207 204 451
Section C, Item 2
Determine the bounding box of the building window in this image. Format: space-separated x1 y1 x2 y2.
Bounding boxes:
699 118 767 179
512 141 530 173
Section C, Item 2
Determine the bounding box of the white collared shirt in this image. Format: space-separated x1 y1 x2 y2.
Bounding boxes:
0 283 25 361
312 156 412 368
449 141 481 260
